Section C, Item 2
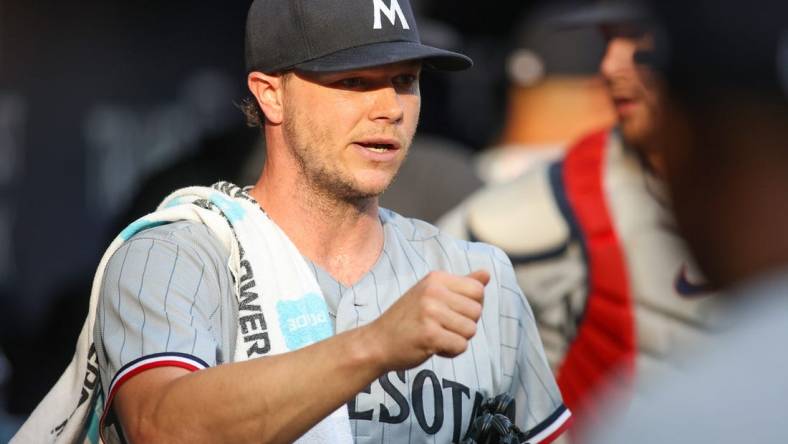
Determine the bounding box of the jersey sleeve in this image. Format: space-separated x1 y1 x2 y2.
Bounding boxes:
494 247 572 443
94 221 234 409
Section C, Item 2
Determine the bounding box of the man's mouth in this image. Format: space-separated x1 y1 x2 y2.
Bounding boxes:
355 139 400 153
613 97 638 115
358 142 396 152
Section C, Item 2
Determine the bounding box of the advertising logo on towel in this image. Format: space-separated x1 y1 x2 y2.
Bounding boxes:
277 293 333 350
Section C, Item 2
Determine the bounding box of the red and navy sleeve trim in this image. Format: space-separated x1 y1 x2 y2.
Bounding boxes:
99 352 210 439
523 405 572 444
105 352 210 409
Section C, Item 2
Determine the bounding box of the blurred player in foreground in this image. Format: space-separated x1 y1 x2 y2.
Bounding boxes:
14 0 569 443
440 0 723 437
595 0 788 442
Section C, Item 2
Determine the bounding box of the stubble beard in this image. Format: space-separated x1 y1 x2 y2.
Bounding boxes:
282 106 397 212
609 74 660 155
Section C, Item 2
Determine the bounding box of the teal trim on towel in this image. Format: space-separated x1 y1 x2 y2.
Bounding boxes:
210 192 247 223
161 196 189 209
119 219 169 241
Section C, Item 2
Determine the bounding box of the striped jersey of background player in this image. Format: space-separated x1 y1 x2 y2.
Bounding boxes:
439 0 724 437
90 0 570 443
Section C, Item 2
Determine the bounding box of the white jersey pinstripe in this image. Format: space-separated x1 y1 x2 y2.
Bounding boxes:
95 208 569 443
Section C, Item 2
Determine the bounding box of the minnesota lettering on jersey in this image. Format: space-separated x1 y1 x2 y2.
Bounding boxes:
348 369 495 443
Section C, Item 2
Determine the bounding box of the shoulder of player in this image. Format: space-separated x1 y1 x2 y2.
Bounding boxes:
460 164 571 258
108 220 230 280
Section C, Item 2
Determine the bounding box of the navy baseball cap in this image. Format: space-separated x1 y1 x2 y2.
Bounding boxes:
245 0 473 74
509 2 607 83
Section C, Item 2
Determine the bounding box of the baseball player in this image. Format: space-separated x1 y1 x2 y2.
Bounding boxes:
593 0 788 442
439 0 722 437
15 0 570 443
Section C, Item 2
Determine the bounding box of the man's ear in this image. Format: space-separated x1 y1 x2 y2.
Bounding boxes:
248 72 286 125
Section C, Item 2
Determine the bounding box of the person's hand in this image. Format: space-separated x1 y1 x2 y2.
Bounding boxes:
366 269 490 372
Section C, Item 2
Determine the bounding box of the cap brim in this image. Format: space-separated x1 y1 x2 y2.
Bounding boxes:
293 41 472 73
552 4 649 28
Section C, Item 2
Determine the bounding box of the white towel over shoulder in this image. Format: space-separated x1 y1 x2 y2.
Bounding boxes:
12 182 353 444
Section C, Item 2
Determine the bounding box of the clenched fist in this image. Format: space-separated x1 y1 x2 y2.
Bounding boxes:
365 269 490 373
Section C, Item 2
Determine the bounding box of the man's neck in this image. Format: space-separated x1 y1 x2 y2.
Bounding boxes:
249 163 384 287
622 131 666 180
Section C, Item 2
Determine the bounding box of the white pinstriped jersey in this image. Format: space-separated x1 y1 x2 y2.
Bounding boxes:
95 208 570 443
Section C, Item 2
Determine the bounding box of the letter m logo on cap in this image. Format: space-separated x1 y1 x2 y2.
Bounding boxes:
373 0 410 30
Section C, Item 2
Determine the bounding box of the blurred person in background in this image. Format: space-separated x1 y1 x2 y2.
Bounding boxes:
440 0 724 438
475 2 616 185
594 0 788 442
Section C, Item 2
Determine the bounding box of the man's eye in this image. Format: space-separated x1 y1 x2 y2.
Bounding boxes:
338 78 365 88
393 74 417 87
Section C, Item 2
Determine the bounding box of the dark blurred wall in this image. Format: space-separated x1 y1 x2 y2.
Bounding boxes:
1 0 251 414
1 0 248 330
0 0 22 328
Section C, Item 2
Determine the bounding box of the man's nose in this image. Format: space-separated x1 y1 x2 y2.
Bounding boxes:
600 38 635 79
369 86 404 123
